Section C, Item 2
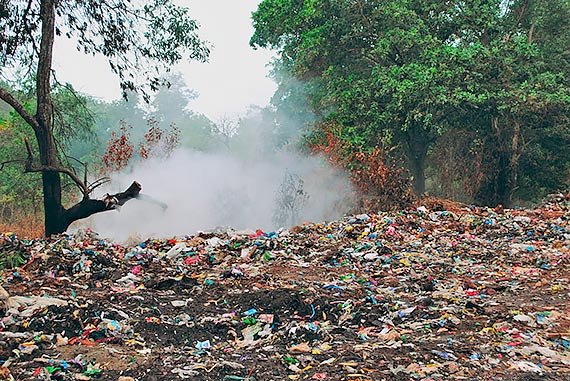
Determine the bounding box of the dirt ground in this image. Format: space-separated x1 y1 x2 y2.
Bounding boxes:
1 194 569 380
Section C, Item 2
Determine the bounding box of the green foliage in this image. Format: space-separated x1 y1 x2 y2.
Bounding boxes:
0 248 27 270
0 88 43 220
1 0 211 235
1 0 210 97
0 234 31 270
252 0 570 206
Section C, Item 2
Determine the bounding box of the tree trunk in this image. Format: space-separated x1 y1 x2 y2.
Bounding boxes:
406 125 429 195
476 116 521 208
33 0 142 236
410 151 427 195
502 118 521 206
494 150 512 206
0 0 144 237
41 171 66 235
510 118 521 191
36 0 61 236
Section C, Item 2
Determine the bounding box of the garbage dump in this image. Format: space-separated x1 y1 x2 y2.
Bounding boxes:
0 193 569 380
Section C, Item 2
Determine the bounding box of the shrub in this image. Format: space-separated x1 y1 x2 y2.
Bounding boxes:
307 121 413 211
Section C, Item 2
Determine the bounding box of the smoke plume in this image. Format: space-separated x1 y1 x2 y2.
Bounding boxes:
74 148 354 242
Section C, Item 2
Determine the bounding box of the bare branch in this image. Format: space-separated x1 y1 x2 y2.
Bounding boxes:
24 164 88 195
0 86 40 131
0 159 26 170
87 177 112 194
24 136 34 169
528 20 536 44
213 115 239 149
356 0 372 30
24 137 88 196
64 155 85 167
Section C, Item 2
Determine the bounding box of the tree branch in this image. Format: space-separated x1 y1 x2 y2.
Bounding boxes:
24 164 88 195
19 0 36 54
87 177 112 194
356 0 372 30
0 86 40 132
513 0 530 27
528 19 536 44
62 181 142 228
24 137 88 196
0 159 26 171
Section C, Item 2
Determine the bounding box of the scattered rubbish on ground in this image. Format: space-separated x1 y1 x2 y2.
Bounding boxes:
0 193 569 380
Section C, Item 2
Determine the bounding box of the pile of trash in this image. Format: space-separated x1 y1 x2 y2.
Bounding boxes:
1 193 569 381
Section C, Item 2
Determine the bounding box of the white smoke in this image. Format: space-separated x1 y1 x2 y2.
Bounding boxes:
73 148 355 242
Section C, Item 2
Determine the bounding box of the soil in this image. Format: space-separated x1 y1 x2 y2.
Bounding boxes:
1 195 569 380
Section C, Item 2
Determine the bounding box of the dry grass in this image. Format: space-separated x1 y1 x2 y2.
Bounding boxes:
0 214 44 239
416 195 470 214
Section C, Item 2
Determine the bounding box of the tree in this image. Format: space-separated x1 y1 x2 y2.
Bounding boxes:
250 0 465 195
1 79 97 228
151 72 198 120
0 0 209 235
387 0 570 205
272 170 310 227
212 115 239 150
251 0 570 206
445 0 570 205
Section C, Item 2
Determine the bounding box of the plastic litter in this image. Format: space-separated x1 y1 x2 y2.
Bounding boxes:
0 193 569 379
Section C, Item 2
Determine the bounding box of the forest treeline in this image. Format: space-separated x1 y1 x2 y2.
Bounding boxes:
0 74 288 230
1 0 570 234
251 0 570 208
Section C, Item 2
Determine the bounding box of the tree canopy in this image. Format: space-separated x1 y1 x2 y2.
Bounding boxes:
251 0 570 206
0 0 209 235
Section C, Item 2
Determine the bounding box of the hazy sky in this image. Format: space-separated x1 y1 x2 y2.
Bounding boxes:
52 0 276 121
